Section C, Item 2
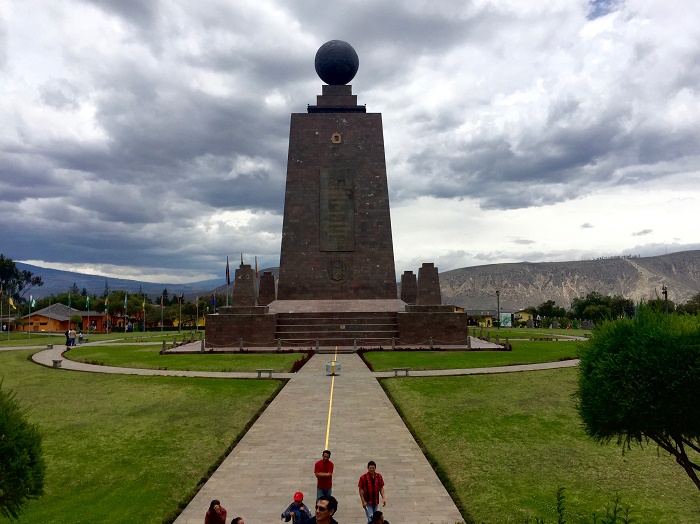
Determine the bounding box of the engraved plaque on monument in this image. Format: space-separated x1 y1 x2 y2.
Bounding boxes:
320 168 355 251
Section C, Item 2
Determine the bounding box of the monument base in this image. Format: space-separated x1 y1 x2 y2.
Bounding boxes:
205 299 469 348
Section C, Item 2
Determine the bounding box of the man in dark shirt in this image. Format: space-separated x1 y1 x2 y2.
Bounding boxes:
358 460 386 523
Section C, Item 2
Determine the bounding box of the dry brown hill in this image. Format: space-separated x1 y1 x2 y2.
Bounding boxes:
439 250 700 311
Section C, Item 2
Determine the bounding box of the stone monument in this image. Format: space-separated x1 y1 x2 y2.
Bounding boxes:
206 41 468 347
277 40 397 300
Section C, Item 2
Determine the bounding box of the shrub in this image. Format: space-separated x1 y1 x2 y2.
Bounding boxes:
0 382 46 519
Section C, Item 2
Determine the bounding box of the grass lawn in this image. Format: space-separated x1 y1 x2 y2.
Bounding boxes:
0 331 199 347
471 327 591 340
364 340 581 371
65 344 304 372
382 368 699 524
0 349 282 524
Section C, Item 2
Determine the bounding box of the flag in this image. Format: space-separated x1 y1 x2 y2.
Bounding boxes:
142 296 146 310
226 256 231 285
105 298 109 313
160 295 164 307
86 296 90 310
255 256 258 278
8 297 16 310
31 297 36 308
124 293 127 311
211 293 216 307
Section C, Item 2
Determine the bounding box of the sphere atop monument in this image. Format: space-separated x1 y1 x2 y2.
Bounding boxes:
314 40 359 85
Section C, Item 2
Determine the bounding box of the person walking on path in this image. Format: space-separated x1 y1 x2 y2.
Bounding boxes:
300 495 338 524
204 499 227 524
282 491 313 522
358 460 385 523
314 449 334 501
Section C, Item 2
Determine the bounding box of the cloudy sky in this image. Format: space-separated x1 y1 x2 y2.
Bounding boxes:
2 0 699 284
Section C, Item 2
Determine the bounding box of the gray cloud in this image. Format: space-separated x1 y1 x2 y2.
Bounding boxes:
1 0 698 282
632 229 653 237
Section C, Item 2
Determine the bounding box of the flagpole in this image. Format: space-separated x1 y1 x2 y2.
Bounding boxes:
28 296 32 339
160 293 164 332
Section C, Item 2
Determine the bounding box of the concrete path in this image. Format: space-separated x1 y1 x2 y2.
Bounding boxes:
173 353 464 524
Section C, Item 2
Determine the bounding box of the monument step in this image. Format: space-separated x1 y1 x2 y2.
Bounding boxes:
276 330 399 339
276 312 398 320
278 336 398 346
276 323 397 332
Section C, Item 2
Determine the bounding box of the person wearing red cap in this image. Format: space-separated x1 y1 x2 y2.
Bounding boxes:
281 491 313 522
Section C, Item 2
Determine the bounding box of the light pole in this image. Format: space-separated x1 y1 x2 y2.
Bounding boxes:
496 289 501 330
178 294 183 332
661 284 668 314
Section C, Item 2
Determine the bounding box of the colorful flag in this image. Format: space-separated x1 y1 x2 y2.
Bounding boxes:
142 296 146 310
226 256 231 285
8 297 16 310
160 295 164 307
211 293 216 307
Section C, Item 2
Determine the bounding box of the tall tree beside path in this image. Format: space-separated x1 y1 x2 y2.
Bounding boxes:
577 304 700 490
0 254 43 301
0 382 46 519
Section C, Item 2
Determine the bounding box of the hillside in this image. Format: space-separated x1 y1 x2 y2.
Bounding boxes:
440 250 700 310
15 251 700 310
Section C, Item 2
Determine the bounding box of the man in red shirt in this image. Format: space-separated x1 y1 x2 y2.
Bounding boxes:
358 460 386 523
314 449 334 502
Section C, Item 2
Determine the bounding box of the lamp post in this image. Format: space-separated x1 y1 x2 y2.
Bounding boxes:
661 284 668 314
496 289 501 330
178 294 183 332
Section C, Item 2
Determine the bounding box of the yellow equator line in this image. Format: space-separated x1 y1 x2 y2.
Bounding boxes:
324 347 339 449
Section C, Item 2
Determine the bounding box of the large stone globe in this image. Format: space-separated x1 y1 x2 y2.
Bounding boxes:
314 40 359 85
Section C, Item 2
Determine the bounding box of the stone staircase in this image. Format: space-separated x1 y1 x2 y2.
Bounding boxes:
275 311 399 348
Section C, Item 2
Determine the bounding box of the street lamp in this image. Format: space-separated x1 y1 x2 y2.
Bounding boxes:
496 289 501 330
178 293 184 332
661 284 668 314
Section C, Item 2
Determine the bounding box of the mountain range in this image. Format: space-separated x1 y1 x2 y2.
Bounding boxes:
16 250 700 311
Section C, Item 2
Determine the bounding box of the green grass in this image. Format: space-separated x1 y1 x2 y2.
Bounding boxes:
382 369 699 523
0 331 200 347
471 327 591 339
0 349 282 524
64 344 304 371
364 340 580 371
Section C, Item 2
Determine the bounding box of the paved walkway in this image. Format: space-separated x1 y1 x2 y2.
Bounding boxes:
173 352 464 524
26 342 580 523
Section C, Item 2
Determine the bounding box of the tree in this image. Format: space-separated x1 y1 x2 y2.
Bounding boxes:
102 280 110 299
0 254 43 301
680 293 700 315
536 300 566 319
70 314 82 329
0 382 46 519
577 304 700 490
